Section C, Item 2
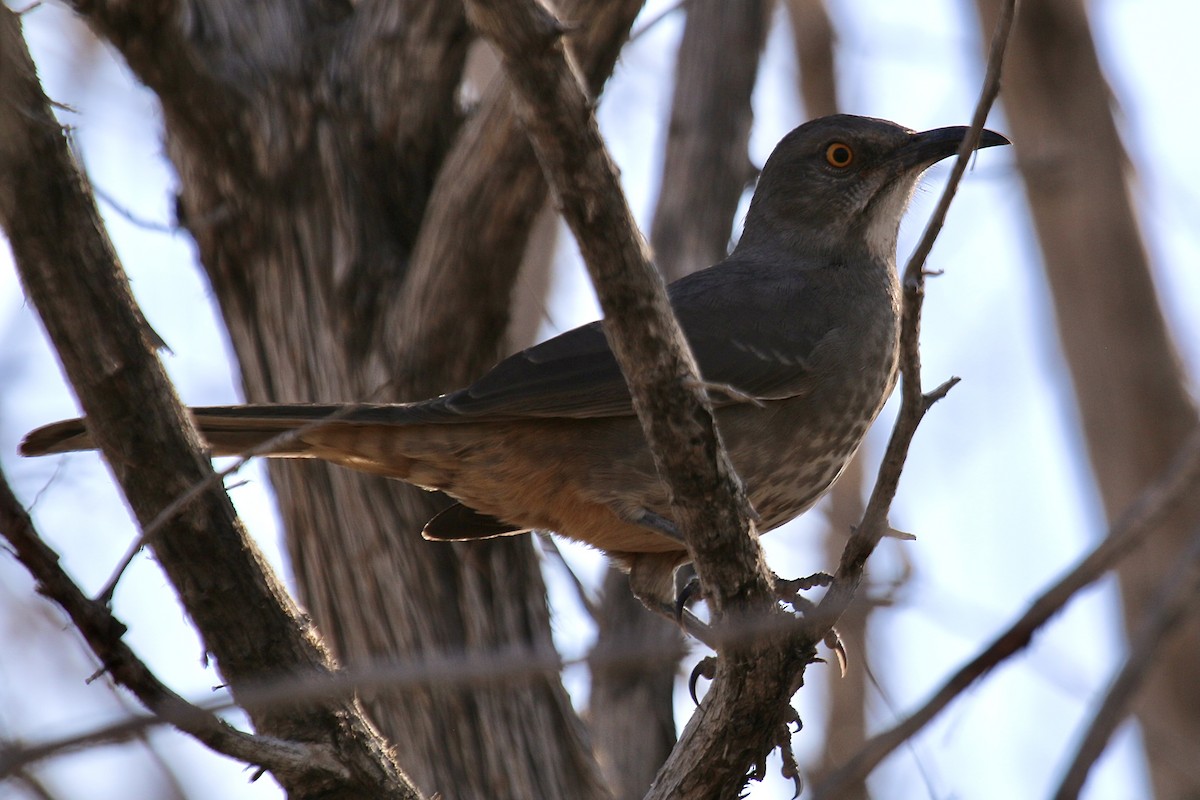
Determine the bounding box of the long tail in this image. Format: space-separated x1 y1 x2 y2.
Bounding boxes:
20 404 399 459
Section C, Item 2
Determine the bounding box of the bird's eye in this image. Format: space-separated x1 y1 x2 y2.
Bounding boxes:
825 142 854 168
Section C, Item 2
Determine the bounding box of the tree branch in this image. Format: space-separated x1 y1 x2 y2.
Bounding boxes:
648 0 770 283
383 0 645 395
815 425 1200 798
465 3 822 796
0 9 418 798
801 0 1015 649
1053 522 1200 799
465 0 1016 795
588 3 771 794
0 469 350 786
463 0 768 620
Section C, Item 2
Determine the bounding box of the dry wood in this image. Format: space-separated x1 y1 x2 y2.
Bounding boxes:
973 0 1200 792
0 8 418 797
648 0 770 283
589 3 770 795
815 426 1200 798
18 0 641 796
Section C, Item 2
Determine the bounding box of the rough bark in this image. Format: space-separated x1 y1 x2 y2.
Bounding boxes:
0 8 417 797
648 0 770 283
466 3 840 797
587 3 771 795
54 1 640 797
972 0 1200 794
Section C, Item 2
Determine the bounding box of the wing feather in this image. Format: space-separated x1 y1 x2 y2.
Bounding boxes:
418 256 835 421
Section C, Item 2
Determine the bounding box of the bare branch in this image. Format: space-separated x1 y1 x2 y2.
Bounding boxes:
467 0 1017 795
648 0 770 282
2 640 573 775
463 0 766 617
815 425 1200 798
1054 524 1200 800
589 3 771 793
783 0 839 118
0 9 417 797
0 467 351 786
385 0 644 396
972 0 1200 790
801 0 1015 645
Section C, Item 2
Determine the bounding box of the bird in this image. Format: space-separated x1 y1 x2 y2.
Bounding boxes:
21 115 1009 616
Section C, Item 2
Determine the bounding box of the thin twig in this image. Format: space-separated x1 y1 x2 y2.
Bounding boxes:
801 0 1015 648
814 424 1200 798
1053 524 1200 800
0 467 350 785
91 183 177 234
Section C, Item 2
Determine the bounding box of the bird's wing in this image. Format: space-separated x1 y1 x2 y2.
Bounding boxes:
435 318 628 418
416 257 832 422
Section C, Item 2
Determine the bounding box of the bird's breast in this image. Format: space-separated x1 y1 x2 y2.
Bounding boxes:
722 310 898 532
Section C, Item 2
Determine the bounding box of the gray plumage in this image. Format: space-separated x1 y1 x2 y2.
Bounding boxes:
21 115 1009 611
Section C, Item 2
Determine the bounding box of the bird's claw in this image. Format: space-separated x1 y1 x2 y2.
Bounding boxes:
777 706 803 798
688 656 717 705
751 707 803 794
825 627 849 676
674 575 702 623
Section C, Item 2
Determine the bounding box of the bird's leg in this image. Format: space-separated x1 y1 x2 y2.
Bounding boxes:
625 508 683 542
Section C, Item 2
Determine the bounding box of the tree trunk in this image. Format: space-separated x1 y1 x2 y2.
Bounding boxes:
648 0 769 285
64 2 643 797
973 0 1200 794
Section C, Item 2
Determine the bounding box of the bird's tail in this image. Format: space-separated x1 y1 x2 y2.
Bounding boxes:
20 404 382 460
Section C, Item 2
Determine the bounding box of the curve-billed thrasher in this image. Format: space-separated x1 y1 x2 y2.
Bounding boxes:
21 115 1008 612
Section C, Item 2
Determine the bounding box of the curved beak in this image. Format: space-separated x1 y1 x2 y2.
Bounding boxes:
898 125 1010 170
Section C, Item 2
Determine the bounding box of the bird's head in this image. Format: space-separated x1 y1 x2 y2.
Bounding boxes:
738 114 1009 265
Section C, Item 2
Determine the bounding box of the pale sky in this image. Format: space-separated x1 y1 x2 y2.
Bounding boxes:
2 1 1197 798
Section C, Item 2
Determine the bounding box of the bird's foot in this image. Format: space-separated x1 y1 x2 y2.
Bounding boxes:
775 705 804 798
772 572 849 674
677 571 835 621
748 704 803 796
814 627 849 677
773 571 834 610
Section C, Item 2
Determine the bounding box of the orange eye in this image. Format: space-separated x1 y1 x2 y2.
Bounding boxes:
825 142 853 168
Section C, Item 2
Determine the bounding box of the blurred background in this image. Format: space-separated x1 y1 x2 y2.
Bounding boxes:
2 0 1198 797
